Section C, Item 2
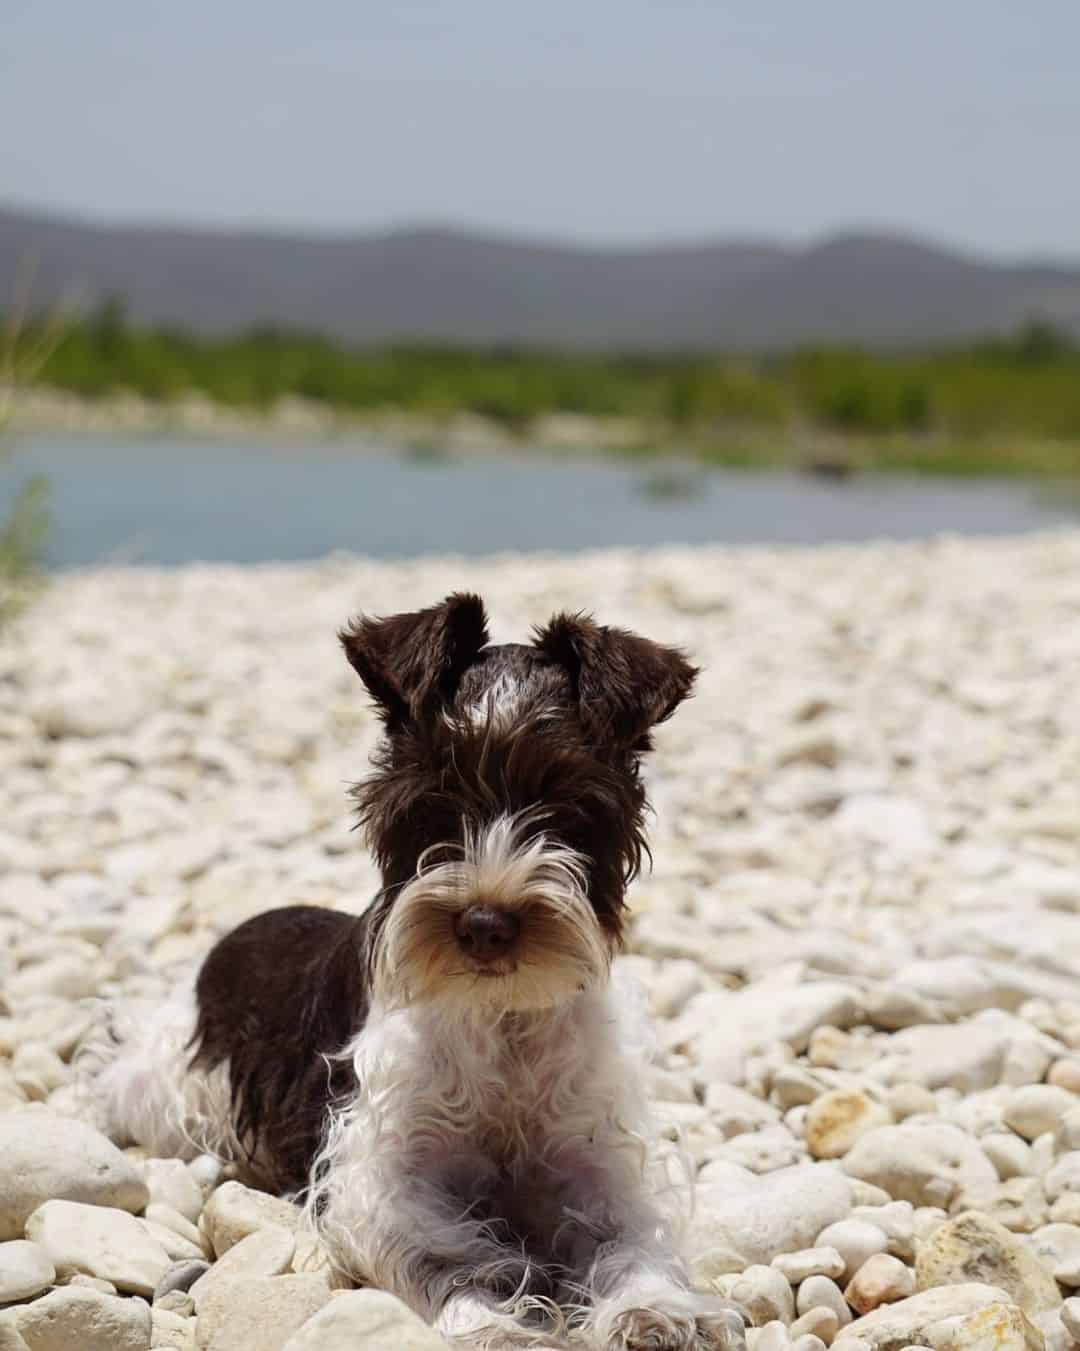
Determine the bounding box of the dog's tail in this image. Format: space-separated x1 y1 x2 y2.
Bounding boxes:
75 979 241 1163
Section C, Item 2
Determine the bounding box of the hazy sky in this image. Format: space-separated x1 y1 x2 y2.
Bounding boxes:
4 1 1080 257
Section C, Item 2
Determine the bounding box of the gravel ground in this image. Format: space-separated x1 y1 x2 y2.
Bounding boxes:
4 533 1080 1349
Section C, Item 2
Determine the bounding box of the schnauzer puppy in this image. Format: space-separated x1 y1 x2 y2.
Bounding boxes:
90 594 745 1350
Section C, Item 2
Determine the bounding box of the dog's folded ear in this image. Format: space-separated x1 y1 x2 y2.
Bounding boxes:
340 593 489 725
533 612 698 749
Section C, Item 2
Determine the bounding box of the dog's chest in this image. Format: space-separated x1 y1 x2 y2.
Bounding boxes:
359 994 629 1165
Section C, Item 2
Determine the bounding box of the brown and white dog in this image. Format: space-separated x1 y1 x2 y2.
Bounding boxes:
87 594 746 1350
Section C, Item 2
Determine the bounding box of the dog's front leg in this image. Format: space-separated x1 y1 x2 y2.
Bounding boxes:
436 1291 572 1349
319 1149 560 1348
559 1161 747 1351
585 1254 747 1351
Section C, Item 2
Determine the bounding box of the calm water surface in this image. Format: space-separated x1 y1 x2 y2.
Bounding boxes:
5 437 1079 568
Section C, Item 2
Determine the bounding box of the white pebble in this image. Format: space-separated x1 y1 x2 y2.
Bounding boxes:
797 1277 852 1328
1003 1084 1077 1140
731 1264 797 1326
844 1252 916 1314
815 1221 889 1281
773 1248 847 1285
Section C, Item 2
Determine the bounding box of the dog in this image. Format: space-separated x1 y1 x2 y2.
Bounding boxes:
88 594 746 1350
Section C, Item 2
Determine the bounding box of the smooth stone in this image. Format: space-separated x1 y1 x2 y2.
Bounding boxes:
885 1087 938 1122
730 1265 797 1326
887 1027 1007 1094
816 1222 890 1282
1060 1299 1080 1340
1045 1155 1080 1204
156 1292 195 1318
1049 1252 1080 1287
843 1124 998 1208
142 1162 204 1225
140 1220 206 1264
4 960 99 1006
849 1203 915 1251
199 1183 301 1259
862 989 944 1033
851 1186 900 1210
31 681 147 739
0 1112 148 1240
690 1164 853 1266
806 1092 893 1161
26 1200 172 1297
194 1274 331 1351
925 1302 1044 1351
981 1135 1032 1182
0 1315 27 1351
1032 1308 1070 1351
809 1028 879 1073
186 1159 224 1200
774 1068 826 1111
281 1289 452 1350
150 1307 194 1350
845 1254 916 1315
690 1240 753 1286
690 984 864 1071
832 1285 1017 1351
144 1205 209 1257
773 1248 847 1284
15 1287 151 1351
0 1241 55 1304
751 1321 792 1351
650 960 706 1019
11 1048 68 1103
66 1276 117 1295
189 1227 296 1309
889 959 1017 1019
1027 1225 1080 1284
830 796 935 859
915 1212 1061 1315
1047 1061 1080 1095
790 1308 842 1347
797 1277 852 1328
716 1127 806 1175
1056 1109 1080 1153
1050 1195 1080 1226
949 1177 1047 1235
1000 1040 1053 1090
1003 1087 1078 1142
706 1085 784 1139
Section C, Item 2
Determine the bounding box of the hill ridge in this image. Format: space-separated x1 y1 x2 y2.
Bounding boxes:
2 201 1079 349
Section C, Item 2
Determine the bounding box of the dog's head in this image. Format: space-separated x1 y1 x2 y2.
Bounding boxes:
341 593 696 1014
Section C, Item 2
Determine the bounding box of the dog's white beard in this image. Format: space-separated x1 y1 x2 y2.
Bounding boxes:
372 814 612 1014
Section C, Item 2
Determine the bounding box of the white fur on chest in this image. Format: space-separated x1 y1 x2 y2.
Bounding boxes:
308 972 657 1304
355 978 645 1166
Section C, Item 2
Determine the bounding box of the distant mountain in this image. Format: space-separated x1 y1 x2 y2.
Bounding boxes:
3 202 1079 350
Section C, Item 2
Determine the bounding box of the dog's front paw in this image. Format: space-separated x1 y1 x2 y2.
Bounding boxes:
607 1301 747 1351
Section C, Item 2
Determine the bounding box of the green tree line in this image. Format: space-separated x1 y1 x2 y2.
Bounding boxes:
18 300 1080 474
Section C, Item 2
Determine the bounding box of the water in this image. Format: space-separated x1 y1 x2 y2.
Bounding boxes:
4 436 1079 569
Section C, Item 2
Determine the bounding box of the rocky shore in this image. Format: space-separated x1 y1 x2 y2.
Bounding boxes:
6 384 642 456
4 533 1080 1348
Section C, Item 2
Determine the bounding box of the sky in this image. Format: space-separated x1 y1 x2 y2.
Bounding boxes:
3 1 1080 258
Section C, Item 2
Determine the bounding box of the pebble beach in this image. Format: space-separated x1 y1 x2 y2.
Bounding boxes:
4 532 1080 1349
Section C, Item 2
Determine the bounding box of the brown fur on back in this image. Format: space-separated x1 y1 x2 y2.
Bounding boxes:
191 905 370 1194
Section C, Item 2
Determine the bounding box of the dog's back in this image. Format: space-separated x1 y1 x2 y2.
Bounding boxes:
191 904 371 1193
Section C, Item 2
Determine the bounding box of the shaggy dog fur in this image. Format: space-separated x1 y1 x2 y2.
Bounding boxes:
87 595 746 1350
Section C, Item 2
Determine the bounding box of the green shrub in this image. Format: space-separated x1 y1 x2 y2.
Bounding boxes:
15 307 1080 474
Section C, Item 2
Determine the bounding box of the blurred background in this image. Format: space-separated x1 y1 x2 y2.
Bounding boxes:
3 0 1080 573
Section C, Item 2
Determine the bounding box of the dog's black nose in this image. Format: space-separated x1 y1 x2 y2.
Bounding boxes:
455 906 520 963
